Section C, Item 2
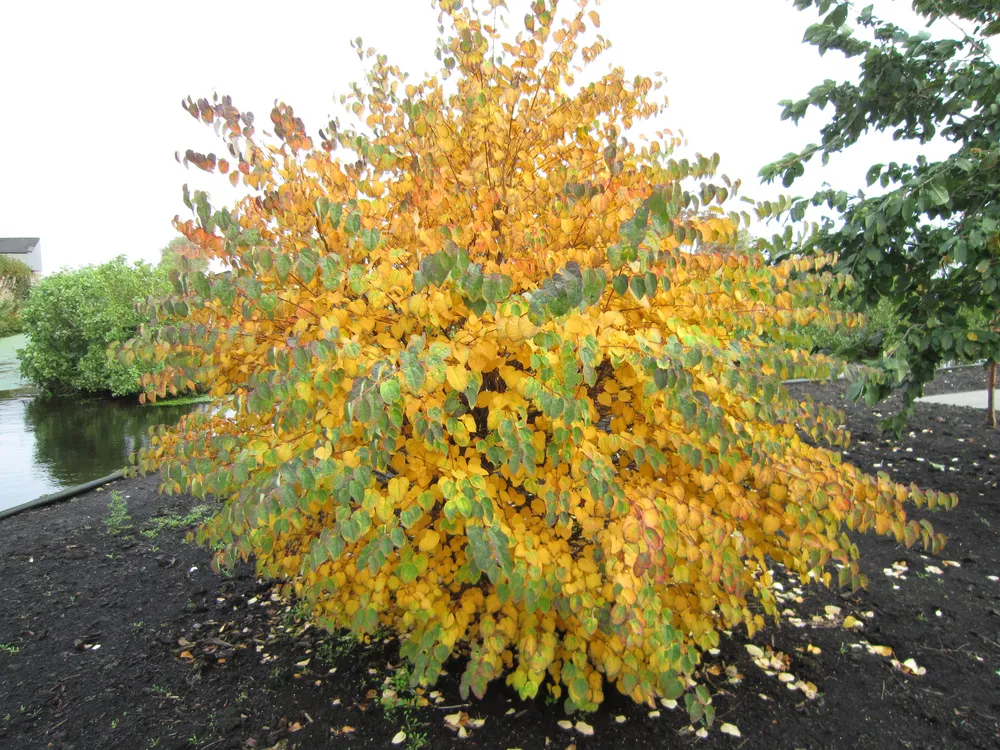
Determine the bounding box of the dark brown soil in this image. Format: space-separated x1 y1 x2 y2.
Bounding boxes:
918 364 995 397
1 372 999 750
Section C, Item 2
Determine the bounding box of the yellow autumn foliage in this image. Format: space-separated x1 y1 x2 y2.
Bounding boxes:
128 0 955 722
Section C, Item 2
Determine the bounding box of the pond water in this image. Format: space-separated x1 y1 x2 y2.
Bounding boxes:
0 335 200 513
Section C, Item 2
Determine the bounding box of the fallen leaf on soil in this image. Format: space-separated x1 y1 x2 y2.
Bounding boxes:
557 720 573 730
796 680 819 699
892 657 927 676
745 644 764 658
696 728 708 738
614 715 626 723
391 731 406 745
575 721 594 736
179 650 194 660
287 722 302 733
843 615 863 629
720 723 741 737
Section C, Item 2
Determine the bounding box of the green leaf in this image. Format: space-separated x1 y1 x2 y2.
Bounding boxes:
327 202 343 228
361 228 380 252
400 506 423 528
398 561 418 583
826 3 848 27
380 379 401 404
927 183 950 206
482 274 503 303
607 244 624 270
243 278 262 301
581 268 606 307
846 381 864 402
629 275 646 299
274 253 292 282
460 263 484 299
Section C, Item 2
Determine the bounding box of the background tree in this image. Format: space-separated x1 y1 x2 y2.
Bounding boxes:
18 256 169 396
129 0 954 721
158 235 208 276
0 255 34 337
761 0 1000 431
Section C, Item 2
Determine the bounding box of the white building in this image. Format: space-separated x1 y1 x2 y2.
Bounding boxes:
0 238 42 279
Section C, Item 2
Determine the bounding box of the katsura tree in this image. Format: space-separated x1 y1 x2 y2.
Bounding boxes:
761 0 1000 431
126 0 955 723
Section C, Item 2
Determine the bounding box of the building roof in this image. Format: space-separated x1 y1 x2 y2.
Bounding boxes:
0 238 40 255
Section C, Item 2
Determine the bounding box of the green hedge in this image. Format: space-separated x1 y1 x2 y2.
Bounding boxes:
18 257 169 396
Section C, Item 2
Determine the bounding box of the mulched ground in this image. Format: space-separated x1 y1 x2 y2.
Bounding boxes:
1 368 998 750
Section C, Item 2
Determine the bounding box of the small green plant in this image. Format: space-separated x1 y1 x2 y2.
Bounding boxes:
104 491 133 535
140 505 212 540
0 643 20 655
379 666 428 750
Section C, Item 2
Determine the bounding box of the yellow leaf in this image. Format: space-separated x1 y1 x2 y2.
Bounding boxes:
564 314 584 335
388 476 410 502
418 529 441 552
446 365 469 392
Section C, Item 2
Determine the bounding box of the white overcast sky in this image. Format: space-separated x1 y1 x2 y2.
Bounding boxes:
0 0 950 273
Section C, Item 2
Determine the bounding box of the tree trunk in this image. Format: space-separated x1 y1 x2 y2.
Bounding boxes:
988 360 997 428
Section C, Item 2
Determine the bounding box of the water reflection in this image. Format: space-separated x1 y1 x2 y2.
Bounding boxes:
0 334 27 391
27 396 197 486
0 389 200 513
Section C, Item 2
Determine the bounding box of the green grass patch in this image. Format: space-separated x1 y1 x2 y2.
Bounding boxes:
143 395 213 408
140 505 213 539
